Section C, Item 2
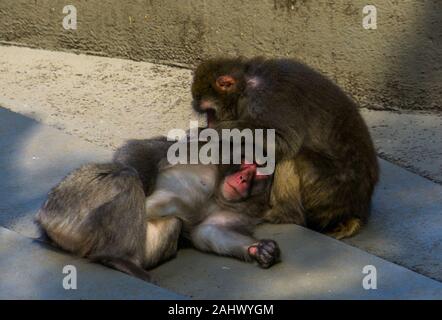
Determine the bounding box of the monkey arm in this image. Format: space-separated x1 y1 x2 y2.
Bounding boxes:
213 120 303 161
190 222 255 262
190 216 281 269
188 210 257 261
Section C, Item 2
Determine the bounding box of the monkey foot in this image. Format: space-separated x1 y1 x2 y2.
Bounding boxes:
248 239 281 268
326 217 362 240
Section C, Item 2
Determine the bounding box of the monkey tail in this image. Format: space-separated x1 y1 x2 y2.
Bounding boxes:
91 256 152 283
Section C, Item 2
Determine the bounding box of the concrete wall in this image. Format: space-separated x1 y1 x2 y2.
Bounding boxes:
0 0 441 111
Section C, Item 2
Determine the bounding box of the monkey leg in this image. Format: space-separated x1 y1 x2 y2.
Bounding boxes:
302 185 369 239
265 158 306 225
325 217 362 240
37 163 156 282
84 167 154 280
143 217 182 269
265 151 370 239
297 150 372 239
191 223 254 261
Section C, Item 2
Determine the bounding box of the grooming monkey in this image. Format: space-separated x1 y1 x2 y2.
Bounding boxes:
192 57 379 239
36 137 280 282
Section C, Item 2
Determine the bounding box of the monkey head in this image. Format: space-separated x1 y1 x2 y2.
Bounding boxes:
191 58 250 128
219 162 272 203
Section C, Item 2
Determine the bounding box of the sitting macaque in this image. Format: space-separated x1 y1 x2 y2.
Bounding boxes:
191 57 379 239
36 138 280 282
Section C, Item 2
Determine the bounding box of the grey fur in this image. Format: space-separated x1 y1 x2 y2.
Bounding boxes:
36 138 280 283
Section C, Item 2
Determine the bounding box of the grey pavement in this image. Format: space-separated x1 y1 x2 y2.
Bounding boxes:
361 109 442 184
0 107 441 299
0 107 112 238
0 227 186 300
344 159 442 281
150 224 442 299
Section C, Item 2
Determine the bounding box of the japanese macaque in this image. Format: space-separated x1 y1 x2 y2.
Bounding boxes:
192 57 379 239
115 138 279 268
36 138 279 282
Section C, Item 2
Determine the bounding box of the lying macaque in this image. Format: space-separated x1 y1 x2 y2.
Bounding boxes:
36 138 280 282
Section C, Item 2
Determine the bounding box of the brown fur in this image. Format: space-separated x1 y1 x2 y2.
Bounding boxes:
192 57 379 239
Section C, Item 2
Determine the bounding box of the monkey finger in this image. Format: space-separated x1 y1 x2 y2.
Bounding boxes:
259 240 280 256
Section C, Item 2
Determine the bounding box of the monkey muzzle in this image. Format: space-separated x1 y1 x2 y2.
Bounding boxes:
195 98 218 128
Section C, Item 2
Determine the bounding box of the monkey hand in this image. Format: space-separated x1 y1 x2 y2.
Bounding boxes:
248 239 281 268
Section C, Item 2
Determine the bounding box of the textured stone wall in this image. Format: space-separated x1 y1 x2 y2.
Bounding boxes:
1 0 441 110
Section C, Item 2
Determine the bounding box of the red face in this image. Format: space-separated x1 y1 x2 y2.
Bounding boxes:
221 163 271 201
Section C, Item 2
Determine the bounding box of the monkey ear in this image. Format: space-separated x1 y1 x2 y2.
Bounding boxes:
215 75 236 93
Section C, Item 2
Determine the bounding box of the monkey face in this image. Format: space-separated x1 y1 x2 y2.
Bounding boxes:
191 58 247 128
221 163 271 202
